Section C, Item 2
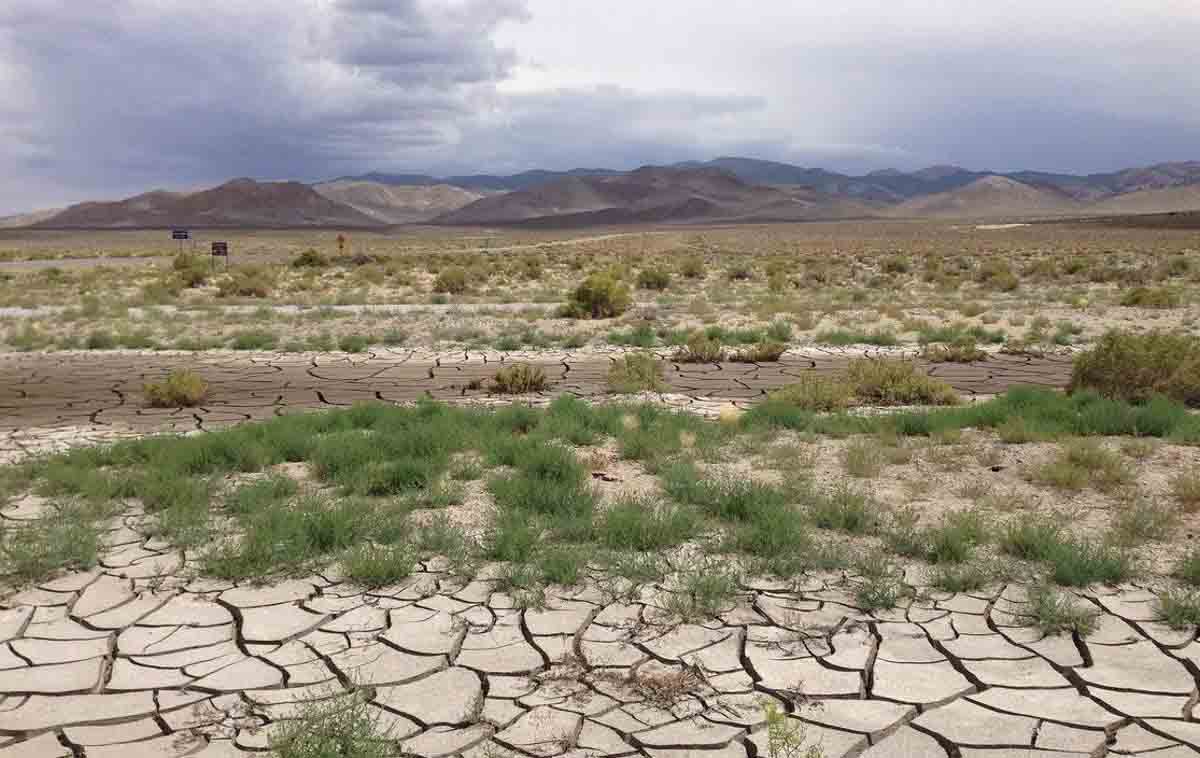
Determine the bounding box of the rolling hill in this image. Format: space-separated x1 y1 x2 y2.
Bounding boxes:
886 176 1081 219
36 179 378 229
312 181 484 224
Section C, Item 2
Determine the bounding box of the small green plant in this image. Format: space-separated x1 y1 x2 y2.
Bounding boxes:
759 698 825 758
922 338 987 363
664 561 740 620
606 353 665 394
767 374 854 411
269 690 393 758
854 559 906 611
492 364 549 394
1026 583 1099 636
563 273 632 319
143 369 209 408
230 329 279 351
1175 548 1200 586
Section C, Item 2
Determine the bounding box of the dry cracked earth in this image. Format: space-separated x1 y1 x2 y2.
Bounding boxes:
9 347 1195 757
0 348 1073 463
0 528 1199 758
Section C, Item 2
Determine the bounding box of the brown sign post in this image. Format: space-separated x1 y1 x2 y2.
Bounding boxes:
211 241 229 270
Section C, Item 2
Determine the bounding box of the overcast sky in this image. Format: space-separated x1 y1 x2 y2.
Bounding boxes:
2 0 1198 213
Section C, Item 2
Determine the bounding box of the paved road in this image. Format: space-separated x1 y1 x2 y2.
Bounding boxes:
0 349 1073 460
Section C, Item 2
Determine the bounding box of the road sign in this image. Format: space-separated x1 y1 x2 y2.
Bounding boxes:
211 242 229 257
172 230 190 240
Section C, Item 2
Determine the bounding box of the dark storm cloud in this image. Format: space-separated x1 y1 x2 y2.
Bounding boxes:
1 0 1199 213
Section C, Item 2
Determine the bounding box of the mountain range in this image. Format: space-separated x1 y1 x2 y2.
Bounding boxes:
11 157 1200 229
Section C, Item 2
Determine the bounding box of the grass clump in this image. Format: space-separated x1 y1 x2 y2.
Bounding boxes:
606 353 665 394
664 560 740 620
1028 440 1132 491
230 329 278 351
1 515 101 582
814 328 898 347
492 364 549 394
597 495 699 550
1070 330 1200 406
765 374 854 412
563 273 632 319
1170 470 1200 511
673 333 725 363
1026 584 1099 636
341 542 416 587
143 369 209 408
1158 589 1200 630
921 338 987 363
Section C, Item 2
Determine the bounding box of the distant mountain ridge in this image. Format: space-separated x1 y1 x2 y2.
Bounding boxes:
17 158 1200 229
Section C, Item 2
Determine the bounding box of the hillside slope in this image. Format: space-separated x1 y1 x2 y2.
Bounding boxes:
37 179 379 228
312 181 484 224
886 176 1081 218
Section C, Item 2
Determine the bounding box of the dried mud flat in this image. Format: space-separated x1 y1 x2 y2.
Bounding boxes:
0 348 1073 462
0 518 1198 757
6 348 1200 758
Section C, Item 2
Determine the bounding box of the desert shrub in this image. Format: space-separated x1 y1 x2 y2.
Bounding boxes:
85 330 116 350
846 360 960 406
563 273 632 319
491 364 548 394
976 259 1019 291
230 329 278 350
673 333 725 363
637 267 671 291
607 353 665 394
172 253 209 287
922 338 987 363
292 249 330 268
731 341 787 363
432 266 468 294
726 263 753 281
1120 287 1180 308
1070 330 1200 406
338 335 370 353
143 370 209 408
767 374 854 412
679 257 706 279
217 265 274 298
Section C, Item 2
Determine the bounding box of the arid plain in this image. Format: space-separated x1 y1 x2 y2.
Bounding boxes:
2 218 1200 757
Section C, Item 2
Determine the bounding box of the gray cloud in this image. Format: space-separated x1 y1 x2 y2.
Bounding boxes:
1 0 1198 213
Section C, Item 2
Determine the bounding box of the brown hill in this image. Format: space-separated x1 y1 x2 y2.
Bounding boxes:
886 176 1080 219
1087 185 1200 215
312 181 485 224
434 166 868 226
37 179 378 229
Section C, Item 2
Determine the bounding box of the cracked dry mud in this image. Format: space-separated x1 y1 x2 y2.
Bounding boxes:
0 537 1199 757
0 348 1073 463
